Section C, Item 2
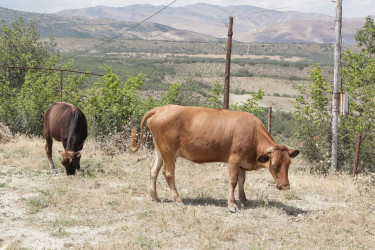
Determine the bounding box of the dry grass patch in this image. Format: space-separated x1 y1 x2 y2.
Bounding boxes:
0 123 13 143
0 136 374 249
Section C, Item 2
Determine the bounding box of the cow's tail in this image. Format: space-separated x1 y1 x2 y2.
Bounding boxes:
130 108 158 153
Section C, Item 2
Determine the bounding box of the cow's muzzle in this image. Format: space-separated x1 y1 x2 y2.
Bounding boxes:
276 184 290 191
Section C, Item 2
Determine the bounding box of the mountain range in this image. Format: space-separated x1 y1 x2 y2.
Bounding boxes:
0 6 218 42
1 4 371 44
56 3 370 45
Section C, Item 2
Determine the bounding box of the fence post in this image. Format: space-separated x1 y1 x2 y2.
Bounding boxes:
222 16 233 109
268 107 272 135
352 133 362 177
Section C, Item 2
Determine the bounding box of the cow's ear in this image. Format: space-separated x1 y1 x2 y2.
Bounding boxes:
257 154 270 163
289 149 300 158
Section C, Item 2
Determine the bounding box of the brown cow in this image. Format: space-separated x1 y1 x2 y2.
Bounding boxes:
130 105 299 212
44 102 87 175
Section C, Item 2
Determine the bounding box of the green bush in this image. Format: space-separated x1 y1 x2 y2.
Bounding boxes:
11 58 87 135
84 66 144 137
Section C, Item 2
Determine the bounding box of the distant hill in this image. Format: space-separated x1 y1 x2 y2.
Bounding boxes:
0 7 219 42
56 3 369 45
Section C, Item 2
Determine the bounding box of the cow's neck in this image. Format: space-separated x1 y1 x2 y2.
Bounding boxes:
256 128 277 154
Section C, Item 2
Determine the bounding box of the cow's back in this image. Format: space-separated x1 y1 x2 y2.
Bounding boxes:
44 102 87 151
147 105 264 163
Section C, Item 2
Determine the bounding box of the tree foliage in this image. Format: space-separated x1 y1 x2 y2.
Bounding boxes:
294 17 375 173
230 88 265 116
0 16 59 132
208 81 223 108
0 16 56 89
355 16 375 56
15 58 88 134
293 64 332 169
340 43 375 172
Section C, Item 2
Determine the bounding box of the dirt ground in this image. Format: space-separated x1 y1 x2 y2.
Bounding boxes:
1 136 374 249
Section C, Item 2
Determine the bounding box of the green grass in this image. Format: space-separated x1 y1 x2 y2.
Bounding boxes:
27 198 50 214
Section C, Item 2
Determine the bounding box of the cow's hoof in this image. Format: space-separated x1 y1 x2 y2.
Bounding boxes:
151 197 161 203
228 205 238 213
239 197 248 203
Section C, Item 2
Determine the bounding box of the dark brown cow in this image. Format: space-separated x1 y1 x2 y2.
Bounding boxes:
130 104 299 212
44 102 87 175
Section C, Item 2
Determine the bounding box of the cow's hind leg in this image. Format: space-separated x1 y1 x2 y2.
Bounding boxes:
161 156 182 204
45 136 55 170
238 168 248 203
150 147 163 202
228 157 240 213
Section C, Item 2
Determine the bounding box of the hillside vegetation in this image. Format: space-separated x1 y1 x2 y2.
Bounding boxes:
54 37 338 111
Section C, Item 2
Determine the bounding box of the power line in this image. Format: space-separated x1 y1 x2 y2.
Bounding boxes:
0 65 104 76
69 0 178 59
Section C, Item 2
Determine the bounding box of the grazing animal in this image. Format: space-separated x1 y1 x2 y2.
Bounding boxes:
130 105 299 212
44 102 87 175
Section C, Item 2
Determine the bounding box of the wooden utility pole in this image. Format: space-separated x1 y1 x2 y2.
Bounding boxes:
331 0 342 172
223 16 233 109
268 107 272 135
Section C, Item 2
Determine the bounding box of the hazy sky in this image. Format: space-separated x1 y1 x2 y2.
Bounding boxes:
0 0 374 18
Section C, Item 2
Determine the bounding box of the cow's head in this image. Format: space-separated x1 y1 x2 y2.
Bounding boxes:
257 145 299 190
58 150 82 175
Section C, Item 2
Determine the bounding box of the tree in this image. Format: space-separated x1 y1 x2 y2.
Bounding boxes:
0 16 58 131
355 16 375 56
340 46 375 172
14 58 88 135
293 64 332 168
0 16 57 89
339 17 375 172
293 17 375 173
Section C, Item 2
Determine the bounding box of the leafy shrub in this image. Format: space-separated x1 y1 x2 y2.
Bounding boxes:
84 66 145 137
233 68 254 77
230 88 265 116
13 59 87 135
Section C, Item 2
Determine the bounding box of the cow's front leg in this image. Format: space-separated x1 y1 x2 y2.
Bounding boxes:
228 160 240 213
45 137 55 170
238 168 247 203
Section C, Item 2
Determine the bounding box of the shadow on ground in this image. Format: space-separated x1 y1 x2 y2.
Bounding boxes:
181 197 308 216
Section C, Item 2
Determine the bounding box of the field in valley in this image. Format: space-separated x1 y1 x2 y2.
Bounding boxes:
52 38 345 111
1 135 374 249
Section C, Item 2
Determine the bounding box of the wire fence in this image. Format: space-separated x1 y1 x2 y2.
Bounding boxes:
0 65 104 102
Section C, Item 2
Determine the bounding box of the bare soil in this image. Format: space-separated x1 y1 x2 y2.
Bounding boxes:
1 136 374 249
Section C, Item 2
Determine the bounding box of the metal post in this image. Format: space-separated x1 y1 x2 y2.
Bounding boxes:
223 16 233 109
331 0 342 172
268 107 272 135
352 133 362 177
